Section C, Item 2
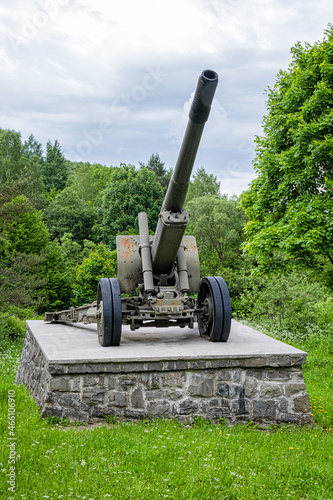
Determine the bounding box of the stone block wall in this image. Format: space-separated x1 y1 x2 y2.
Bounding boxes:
16 329 312 424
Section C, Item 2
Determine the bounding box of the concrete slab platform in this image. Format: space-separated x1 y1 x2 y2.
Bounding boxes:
26 319 307 364
16 320 312 424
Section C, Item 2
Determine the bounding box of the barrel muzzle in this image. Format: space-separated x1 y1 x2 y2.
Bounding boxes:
189 69 218 124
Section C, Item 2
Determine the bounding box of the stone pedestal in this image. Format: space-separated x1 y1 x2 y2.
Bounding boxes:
15 320 312 424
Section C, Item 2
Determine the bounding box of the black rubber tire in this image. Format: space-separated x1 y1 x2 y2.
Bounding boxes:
197 277 223 342
97 278 122 347
214 276 232 342
109 278 122 346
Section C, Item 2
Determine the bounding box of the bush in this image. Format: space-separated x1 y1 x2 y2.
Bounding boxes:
36 242 73 313
314 297 333 330
237 271 333 335
0 314 26 342
72 244 117 305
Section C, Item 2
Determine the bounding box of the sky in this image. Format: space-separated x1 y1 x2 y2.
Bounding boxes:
0 0 332 196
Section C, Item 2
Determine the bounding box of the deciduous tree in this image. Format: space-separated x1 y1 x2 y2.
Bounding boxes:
95 165 164 248
186 195 248 272
185 167 220 205
1 195 49 255
241 26 333 272
43 187 95 245
0 129 24 184
66 162 114 205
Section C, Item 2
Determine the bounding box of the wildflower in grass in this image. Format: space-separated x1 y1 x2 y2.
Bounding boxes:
81 459 86 466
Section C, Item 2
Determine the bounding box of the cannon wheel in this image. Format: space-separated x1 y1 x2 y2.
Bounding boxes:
214 276 232 342
196 276 231 342
97 278 122 346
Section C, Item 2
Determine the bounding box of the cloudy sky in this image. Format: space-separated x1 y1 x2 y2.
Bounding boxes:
0 0 332 195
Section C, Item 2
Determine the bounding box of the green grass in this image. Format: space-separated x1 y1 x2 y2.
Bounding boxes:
302 343 333 431
1 333 333 500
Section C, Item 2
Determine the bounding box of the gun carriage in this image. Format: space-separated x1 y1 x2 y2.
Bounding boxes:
45 70 232 346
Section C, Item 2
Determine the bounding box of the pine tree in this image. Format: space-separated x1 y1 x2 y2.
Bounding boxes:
42 140 68 192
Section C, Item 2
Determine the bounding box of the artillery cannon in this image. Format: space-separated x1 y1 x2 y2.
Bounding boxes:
45 70 232 346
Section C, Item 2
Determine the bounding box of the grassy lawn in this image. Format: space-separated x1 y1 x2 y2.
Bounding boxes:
0 334 332 500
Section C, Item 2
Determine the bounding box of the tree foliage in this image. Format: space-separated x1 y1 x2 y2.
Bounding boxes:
73 244 117 305
238 271 332 334
139 153 171 193
1 196 49 255
186 195 248 271
42 140 68 192
95 165 164 248
186 167 221 205
0 129 24 185
66 162 113 205
37 242 74 312
241 26 333 272
57 233 96 267
0 129 45 205
0 252 45 310
22 134 43 160
43 187 95 245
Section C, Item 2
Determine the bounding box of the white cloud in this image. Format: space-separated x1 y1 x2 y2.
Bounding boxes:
218 170 257 198
0 0 332 194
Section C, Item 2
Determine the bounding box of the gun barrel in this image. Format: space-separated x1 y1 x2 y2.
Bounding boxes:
151 70 218 276
163 69 218 212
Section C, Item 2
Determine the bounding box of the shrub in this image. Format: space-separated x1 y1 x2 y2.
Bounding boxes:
0 314 26 342
238 271 332 335
72 244 117 305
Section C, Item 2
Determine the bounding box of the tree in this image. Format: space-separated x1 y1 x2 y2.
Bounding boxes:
57 233 96 267
22 134 43 160
37 241 74 312
139 153 171 193
35 235 97 313
0 129 24 185
241 26 333 272
0 252 45 311
42 140 68 192
0 130 45 206
95 165 164 248
0 194 50 313
185 167 221 205
19 154 46 206
43 187 95 245
66 161 113 204
186 195 248 272
0 195 49 255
